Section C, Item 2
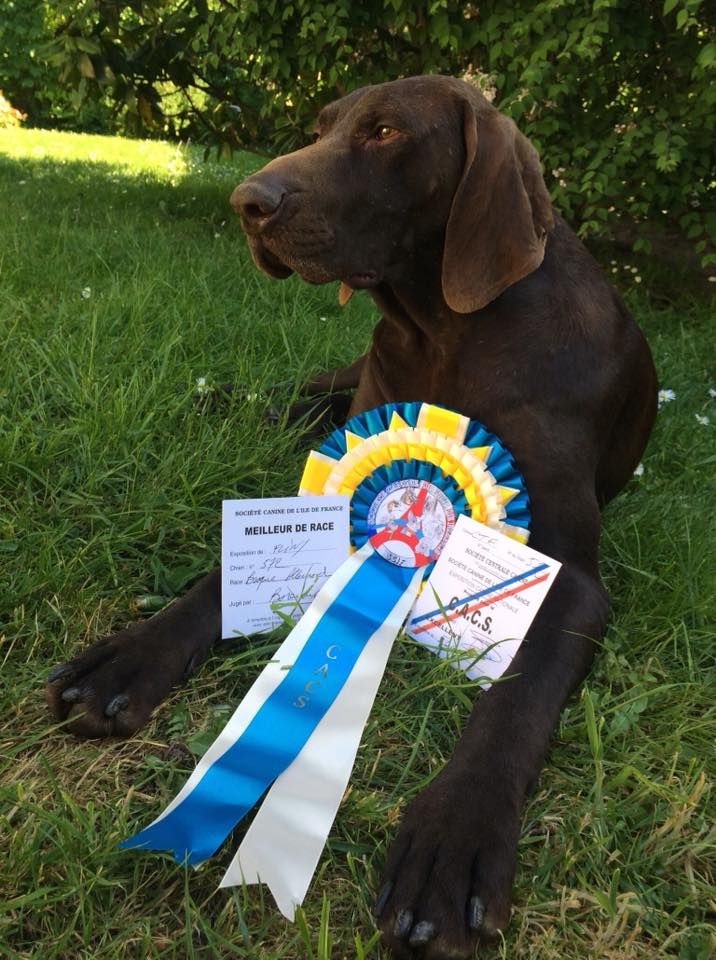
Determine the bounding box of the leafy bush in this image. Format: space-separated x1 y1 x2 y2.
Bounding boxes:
0 0 113 130
15 1 716 261
0 1 61 123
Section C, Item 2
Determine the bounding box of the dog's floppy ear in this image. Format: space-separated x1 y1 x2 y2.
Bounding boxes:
442 100 554 314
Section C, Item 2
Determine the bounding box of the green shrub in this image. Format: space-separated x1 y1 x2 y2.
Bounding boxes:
15 1 716 263
0 0 113 130
0 1 59 123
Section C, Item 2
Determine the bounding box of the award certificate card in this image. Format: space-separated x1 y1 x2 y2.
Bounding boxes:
406 514 561 684
222 495 350 638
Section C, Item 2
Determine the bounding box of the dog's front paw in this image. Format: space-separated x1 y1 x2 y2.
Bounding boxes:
375 768 520 958
45 625 196 739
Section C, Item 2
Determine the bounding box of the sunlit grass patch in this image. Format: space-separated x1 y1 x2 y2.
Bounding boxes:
0 127 262 184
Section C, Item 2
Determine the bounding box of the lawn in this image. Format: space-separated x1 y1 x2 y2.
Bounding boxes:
0 127 713 960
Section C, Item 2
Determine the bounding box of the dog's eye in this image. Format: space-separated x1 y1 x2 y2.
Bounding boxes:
373 125 399 142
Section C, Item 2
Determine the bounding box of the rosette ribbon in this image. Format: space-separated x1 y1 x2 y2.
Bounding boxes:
120 402 530 919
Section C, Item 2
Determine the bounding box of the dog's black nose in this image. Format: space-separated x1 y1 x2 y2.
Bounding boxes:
230 176 286 232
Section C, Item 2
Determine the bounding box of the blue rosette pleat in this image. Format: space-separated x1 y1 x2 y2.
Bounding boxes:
319 402 423 460
319 402 530 534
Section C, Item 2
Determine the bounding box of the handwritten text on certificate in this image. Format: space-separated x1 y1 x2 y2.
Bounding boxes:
221 495 350 638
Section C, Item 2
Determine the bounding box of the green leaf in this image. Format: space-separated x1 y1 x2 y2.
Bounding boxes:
78 52 95 80
75 37 101 55
696 43 715 69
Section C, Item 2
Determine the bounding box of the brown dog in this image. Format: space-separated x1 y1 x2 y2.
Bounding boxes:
47 76 657 958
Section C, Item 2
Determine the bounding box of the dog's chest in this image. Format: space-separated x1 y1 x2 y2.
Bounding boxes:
370 317 535 423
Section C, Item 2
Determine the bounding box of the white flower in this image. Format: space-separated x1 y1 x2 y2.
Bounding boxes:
195 376 210 396
695 414 710 426
81 287 92 299
319 316 327 322
708 388 716 399
633 463 644 477
658 388 676 407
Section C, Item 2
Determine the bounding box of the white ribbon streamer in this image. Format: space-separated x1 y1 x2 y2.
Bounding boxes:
219 566 423 918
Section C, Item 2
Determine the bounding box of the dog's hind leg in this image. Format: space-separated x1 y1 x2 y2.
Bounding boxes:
265 355 366 439
198 356 365 435
300 355 366 395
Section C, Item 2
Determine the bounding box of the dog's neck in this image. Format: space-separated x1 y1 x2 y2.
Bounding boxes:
369 261 467 352
370 283 444 347
366 269 477 407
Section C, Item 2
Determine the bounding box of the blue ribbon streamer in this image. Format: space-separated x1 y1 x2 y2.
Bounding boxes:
120 551 417 865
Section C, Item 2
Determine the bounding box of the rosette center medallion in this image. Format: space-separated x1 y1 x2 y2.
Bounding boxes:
367 478 455 567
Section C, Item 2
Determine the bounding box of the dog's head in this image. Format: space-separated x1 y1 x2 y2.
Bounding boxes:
231 75 553 313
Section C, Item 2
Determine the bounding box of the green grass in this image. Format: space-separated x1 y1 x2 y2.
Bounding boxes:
0 127 714 960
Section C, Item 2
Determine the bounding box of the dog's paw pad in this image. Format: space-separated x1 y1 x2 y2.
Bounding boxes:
374 776 517 958
45 632 166 738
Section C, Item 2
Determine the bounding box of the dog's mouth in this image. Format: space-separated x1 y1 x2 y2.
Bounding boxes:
248 236 382 291
345 270 380 289
248 237 294 279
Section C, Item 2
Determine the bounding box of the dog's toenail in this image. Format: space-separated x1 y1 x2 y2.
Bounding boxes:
182 653 200 681
48 664 74 683
61 687 82 703
374 881 393 917
408 921 436 946
468 895 485 930
393 908 413 938
105 694 130 717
